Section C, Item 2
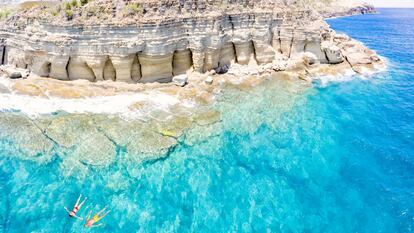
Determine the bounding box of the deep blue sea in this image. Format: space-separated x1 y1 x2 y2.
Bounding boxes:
1 8 414 232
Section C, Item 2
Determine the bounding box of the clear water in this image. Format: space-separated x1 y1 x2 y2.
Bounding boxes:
1 9 414 232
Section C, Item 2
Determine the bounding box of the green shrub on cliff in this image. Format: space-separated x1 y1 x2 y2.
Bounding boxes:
70 0 78 8
65 2 72 10
65 9 73 20
49 5 61 16
80 0 88 6
0 9 11 19
124 3 142 15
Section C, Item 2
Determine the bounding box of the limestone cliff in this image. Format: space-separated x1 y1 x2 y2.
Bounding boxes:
0 0 380 83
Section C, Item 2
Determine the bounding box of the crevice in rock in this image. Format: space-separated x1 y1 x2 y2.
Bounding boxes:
231 43 237 64
252 40 258 63
25 116 61 148
91 119 121 148
278 29 282 54
84 62 96 82
131 54 142 82
103 58 116 81
34 60 52 78
229 14 235 31
344 55 359 73
46 63 51 77
288 30 295 58
0 45 5 65
323 50 330 64
140 140 180 166
65 57 70 80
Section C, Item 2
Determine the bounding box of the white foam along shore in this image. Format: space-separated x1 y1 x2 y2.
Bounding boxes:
0 76 196 118
0 50 387 117
310 56 388 87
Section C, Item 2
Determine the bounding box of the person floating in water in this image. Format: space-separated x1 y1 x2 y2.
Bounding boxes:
64 194 87 220
84 206 111 228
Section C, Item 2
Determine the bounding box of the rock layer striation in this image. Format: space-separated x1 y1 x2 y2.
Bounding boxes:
0 0 380 83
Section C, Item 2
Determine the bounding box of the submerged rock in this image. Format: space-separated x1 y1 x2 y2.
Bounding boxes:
45 114 117 166
0 0 385 175
72 134 116 166
126 129 178 163
93 115 181 163
0 113 55 162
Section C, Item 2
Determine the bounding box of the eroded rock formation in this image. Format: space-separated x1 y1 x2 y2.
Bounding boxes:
0 0 379 83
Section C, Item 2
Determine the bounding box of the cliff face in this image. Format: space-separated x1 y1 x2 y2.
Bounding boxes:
312 0 376 18
0 0 380 83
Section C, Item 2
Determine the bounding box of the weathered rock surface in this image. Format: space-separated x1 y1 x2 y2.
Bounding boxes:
0 0 382 84
172 74 188 87
0 0 386 173
0 65 28 79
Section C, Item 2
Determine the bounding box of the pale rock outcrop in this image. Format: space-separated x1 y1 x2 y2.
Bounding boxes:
253 41 276 64
303 52 319 66
50 55 69 80
138 54 173 83
219 43 236 67
321 41 343 64
31 54 51 77
305 39 329 64
191 51 205 73
172 74 188 87
331 33 381 73
173 49 192 76
235 42 256 65
67 56 95 81
0 65 29 79
290 29 307 56
279 25 294 56
110 55 135 83
103 59 116 81
204 76 214 85
131 55 141 82
204 49 220 72
7 48 27 69
0 0 381 84
85 56 108 81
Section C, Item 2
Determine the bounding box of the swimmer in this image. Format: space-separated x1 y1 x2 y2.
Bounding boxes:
64 194 87 220
84 206 110 228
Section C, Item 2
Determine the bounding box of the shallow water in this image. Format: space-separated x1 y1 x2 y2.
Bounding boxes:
1 8 414 232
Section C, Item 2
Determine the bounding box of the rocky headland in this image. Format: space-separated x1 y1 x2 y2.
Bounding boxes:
0 0 382 83
0 0 385 174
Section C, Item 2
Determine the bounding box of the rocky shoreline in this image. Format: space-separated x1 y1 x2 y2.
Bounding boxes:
0 0 386 174
0 0 382 84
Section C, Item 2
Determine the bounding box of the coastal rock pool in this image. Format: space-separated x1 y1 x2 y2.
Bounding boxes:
1 8 414 232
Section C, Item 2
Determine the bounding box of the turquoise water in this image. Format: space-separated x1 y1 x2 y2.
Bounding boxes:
1 9 414 232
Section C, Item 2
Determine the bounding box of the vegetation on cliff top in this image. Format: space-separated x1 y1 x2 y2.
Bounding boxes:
0 0 369 25
1 0 309 25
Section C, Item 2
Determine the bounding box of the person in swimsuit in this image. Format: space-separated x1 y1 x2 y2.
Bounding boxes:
84 206 110 228
64 194 87 220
